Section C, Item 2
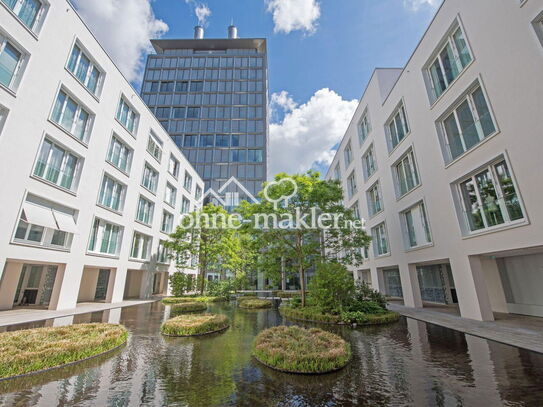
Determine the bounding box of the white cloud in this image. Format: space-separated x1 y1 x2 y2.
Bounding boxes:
269 89 358 177
185 1 211 26
266 0 321 34
403 0 440 11
72 0 168 83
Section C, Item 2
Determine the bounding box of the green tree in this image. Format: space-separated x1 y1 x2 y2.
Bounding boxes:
239 171 371 307
169 271 194 297
308 263 355 314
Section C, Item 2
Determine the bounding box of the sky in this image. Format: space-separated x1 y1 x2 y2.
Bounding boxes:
72 0 442 177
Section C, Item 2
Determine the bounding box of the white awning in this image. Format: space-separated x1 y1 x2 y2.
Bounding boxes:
22 203 58 230
53 210 78 234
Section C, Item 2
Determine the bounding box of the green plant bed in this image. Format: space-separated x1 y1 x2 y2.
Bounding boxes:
253 326 351 374
237 295 259 302
162 296 227 305
279 306 341 324
161 314 229 337
239 299 272 309
342 311 400 326
170 302 207 314
0 323 128 380
276 291 303 298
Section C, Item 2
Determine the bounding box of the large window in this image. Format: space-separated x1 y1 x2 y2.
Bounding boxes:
440 84 496 162
116 97 138 135
181 196 191 214
358 110 371 146
141 163 159 193
51 89 92 142
15 200 76 250
183 171 193 192
0 37 23 90
457 159 524 233
347 171 357 199
1 0 43 31
401 201 432 249
34 138 81 191
362 145 377 181
147 132 163 162
67 44 103 96
394 149 420 197
98 174 126 212
427 25 472 100
386 104 409 152
344 142 353 168
168 155 180 178
157 241 171 264
106 135 132 174
131 232 152 260
195 185 202 201
333 164 341 181
88 218 123 256
161 210 174 233
164 182 177 207
136 196 154 225
371 223 389 257
367 181 383 217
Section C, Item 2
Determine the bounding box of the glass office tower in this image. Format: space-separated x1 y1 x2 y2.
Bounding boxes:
141 27 268 202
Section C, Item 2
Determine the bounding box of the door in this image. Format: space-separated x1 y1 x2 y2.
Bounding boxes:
94 269 110 301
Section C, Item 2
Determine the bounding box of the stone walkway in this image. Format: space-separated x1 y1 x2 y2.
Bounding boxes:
0 299 158 327
389 303 543 354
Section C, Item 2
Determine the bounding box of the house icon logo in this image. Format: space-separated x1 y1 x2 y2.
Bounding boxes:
202 177 259 207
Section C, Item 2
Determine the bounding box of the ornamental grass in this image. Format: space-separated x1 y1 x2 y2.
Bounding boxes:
161 296 227 305
161 313 229 337
0 323 127 380
239 299 272 309
253 325 351 374
170 301 208 314
279 306 342 324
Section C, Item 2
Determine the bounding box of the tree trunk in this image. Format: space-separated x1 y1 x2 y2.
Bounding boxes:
281 257 286 291
300 263 306 307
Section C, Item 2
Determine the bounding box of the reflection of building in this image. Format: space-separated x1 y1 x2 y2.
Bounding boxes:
327 0 543 320
0 0 203 312
141 26 269 201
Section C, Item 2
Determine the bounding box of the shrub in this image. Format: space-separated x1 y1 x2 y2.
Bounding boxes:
0 323 127 379
253 326 351 374
170 302 207 315
161 314 229 337
308 263 355 314
169 272 194 297
276 291 302 298
347 300 386 315
341 311 400 325
353 281 387 309
162 296 227 305
289 296 302 308
206 279 234 298
239 299 272 309
279 306 341 324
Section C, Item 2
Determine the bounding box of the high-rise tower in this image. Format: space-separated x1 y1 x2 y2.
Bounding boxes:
141 26 268 203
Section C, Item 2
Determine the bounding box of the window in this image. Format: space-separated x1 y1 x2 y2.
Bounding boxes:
130 232 152 260
141 163 158 193
386 104 409 151
427 25 472 100
147 132 163 162
344 142 353 168
401 201 432 249
116 97 138 135
184 171 193 192
190 81 203 92
88 218 123 256
15 201 76 250
187 107 200 119
358 110 371 145
168 155 180 178
161 210 174 233
394 149 420 197
371 223 389 257
367 181 383 217
159 81 174 92
351 202 361 220
0 37 23 90
439 84 496 162
1 0 43 31
195 185 202 200
347 171 357 199
106 135 133 173
181 196 191 214
98 174 126 212
34 138 81 191
157 241 170 264
51 89 92 142
333 164 341 181
136 196 154 225
362 145 377 181
165 182 177 207
457 159 524 234
67 44 103 96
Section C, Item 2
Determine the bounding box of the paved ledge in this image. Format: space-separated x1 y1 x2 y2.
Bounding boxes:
389 303 543 354
0 299 158 328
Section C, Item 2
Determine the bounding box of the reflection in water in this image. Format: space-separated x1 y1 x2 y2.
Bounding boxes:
0 302 542 406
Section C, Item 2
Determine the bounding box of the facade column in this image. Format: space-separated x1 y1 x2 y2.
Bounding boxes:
0 261 23 310
465 335 502 404
110 266 128 303
49 263 84 310
371 266 384 293
399 263 423 308
450 255 494 321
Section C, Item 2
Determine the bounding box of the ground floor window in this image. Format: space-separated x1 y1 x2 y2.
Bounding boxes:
13 264 58 307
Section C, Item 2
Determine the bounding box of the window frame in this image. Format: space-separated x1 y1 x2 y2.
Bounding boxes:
161 210 174 234
115 95 139 136
0 0 48 34
366 180 383 218
392 148 421 199
371 222 390 257
344 141 353 168
97 172 127 213
50 87 94 144
135 195 155 226
147 131 163 163
141 162 159 194
0 34 27 92
106 133 133 175
399 200 433 250
66 40 105 98
183 171 193 193
168 154 180 179
87 217 123 257
357 108 371 146
164 182 177 208
385 101 410 153
130 231 152 261
362 143 377 181
346 170 357 200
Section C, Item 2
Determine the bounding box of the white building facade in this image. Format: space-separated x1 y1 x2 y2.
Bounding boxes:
0 0 203 311
327 0 543 321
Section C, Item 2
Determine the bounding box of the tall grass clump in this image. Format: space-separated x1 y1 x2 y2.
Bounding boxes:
161 314 229 337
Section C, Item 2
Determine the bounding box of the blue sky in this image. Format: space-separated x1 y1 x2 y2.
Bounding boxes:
74 0 441 176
